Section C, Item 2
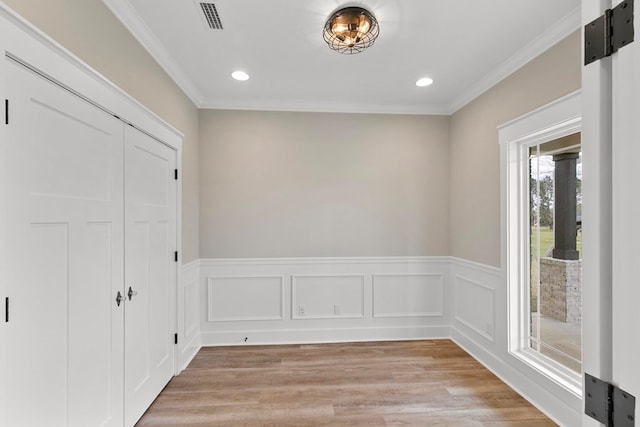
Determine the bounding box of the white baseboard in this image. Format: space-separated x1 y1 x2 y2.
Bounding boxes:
451 327 580 427
178 332 201 372
201 325 451 347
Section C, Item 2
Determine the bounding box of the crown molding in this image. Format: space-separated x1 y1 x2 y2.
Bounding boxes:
102 0 205 107
447 6 581 115
103 1 579 117
198 100 451 116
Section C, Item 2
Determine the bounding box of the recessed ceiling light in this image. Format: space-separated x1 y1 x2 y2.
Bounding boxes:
231 71 249 81
416 77 434 87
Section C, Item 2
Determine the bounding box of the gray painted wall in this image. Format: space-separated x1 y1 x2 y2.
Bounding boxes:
199 111 450 258
4 1 580 265
450 31 581 267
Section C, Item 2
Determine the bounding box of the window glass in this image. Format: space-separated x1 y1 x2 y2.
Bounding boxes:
528 134 582 374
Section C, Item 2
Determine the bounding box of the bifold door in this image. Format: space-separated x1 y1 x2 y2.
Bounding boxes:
4 56 177 427
4 57 125 427
123 125 177 426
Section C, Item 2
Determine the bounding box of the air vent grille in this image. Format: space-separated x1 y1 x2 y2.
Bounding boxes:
200 3 223 29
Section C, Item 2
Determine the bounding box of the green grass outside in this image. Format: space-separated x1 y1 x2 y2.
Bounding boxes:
531 226 582 259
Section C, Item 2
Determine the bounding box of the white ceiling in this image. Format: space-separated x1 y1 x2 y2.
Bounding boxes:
103 0 581 115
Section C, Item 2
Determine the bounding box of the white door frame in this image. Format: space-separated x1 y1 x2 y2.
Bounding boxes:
581 3 614 421
581 0 640 425
609 0 640 425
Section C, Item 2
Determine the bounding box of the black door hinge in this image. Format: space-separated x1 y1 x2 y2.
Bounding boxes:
174 333 178 344
174 251 178 262
585 373 636 426
585 0 635 65
174 169 178 180
4 297 8 322
5 99 8 125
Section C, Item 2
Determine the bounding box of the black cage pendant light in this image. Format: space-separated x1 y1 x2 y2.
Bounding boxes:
322 6 379 54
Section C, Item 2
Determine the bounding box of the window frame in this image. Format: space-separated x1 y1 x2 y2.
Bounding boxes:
499 91 582 398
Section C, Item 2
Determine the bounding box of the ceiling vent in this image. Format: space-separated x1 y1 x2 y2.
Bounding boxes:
199 3 223 30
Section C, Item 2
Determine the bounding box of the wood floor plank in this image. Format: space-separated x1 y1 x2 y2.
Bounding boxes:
136 340 557 426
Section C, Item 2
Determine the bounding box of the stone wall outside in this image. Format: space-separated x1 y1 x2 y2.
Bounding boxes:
539 257 582 323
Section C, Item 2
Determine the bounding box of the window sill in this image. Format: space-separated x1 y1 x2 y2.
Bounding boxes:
510 347 582 399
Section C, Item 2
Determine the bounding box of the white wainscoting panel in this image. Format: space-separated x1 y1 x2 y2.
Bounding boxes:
184 279 199 338
199 257 451 346
449 257 581 426
177 260 201 372
182 256 579 425
373 274 444 318
454 275 495 342
207 276 284 322
292 275 364 319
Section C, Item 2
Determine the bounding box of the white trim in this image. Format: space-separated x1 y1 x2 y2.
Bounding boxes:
454 274 494 292
498 90 582 140
450 257 502 276
453 275 495 342
451 328 580 427
198 101 451 116
199 256 447 266
499 91 583 399
201 325 452 347
291 274 365 320
448 6 581 114
580 3 614 424
372 273 445 318
176 256 582 423
198 256 452 349
101 0 204 107
178 329 201 372
177 260 201 373
0 9 8 425
104 1 579 116
206 275 285 322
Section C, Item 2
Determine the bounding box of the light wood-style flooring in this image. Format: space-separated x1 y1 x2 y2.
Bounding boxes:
137 340 556 426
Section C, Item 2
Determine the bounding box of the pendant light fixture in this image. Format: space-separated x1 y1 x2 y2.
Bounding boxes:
322 6 379 54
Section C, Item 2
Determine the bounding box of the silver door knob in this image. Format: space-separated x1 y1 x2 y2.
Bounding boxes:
116 291 124 307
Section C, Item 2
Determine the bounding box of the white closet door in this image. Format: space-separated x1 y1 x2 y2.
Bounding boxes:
4 59 125 427
123 126 177 426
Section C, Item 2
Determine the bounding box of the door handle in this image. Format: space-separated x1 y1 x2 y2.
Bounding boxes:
116 291 124 307
128 286 138 301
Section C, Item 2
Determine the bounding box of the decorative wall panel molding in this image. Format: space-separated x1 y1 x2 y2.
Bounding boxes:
454 275 495 342
373 273 444 318
180 260 200 337
184 279 199 337
292 275 365 319
449 255 581 426
207 276 284 322
198 256 451 346
186 256 578 426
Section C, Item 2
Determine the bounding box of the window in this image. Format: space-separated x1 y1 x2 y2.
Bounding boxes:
500 92 582 397
529 137 582 373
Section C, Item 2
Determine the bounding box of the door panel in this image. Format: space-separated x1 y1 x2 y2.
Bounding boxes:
5 59 124 427
124 126 176 426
